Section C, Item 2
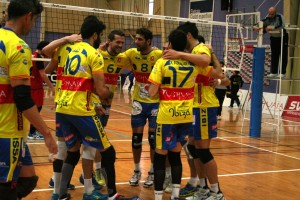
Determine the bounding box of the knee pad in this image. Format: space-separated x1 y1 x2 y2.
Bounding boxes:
0 182 17 200
153 153 167 170
132 133 143 149
148 131 155 150
56 141 67 160
82 145 97 160
64 150 80 167
196 148 214 164
53 159 63 172
167 151 182 167
101 146 116 165
17 176 38 198
187 144 197 159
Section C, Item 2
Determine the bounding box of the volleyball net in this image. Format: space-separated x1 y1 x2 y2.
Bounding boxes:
0 0 265 84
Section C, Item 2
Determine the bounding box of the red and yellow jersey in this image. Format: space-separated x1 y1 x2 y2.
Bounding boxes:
195 66 219 108
190 43 218 108
148 58 198 124
53 43 75 103
56 42 104 116
125 48 162 103
0 27 31 137
98 50 131 93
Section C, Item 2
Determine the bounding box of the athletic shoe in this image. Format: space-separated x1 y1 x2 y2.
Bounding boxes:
55 193 71 200
79 174 103 190
164 183 172 193
27 133 35 140
48 178 75 190
143 172 154 188
163 175 172 193
83 190 108 200
94 168 106 186
277 74 286 78
51 193 59 200
113 194 140 200
179 183 197 197
228 106 233 109
33 131 44 140
129 170 141 186
217 115 221 120
205 191 226 200
267 73 277 78
185 187 210 200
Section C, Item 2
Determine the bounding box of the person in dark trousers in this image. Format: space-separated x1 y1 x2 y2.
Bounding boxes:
214 61 227 119
255 6 288 78
229 71 243 108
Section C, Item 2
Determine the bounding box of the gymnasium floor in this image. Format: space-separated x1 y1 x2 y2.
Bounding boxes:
25 88 300 200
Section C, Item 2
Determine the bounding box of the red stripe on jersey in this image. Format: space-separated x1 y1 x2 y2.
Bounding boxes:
134 71 151 83
56 67 63 80
61 76 93 91
159 87 194 101
195 74 212 86
104 73 119 85
0 84 14 104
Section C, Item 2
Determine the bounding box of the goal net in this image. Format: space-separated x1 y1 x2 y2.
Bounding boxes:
1 0 245 78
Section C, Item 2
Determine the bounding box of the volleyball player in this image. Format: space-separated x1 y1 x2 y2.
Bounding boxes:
124 28 162 188
148 29 199 200
164 21 226 200
0 0 57 199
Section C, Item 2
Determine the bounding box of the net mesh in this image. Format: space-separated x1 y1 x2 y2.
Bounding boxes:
1 1 245 73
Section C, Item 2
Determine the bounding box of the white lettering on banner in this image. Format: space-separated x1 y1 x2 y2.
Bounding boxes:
282 96 300 120
288 101 300 110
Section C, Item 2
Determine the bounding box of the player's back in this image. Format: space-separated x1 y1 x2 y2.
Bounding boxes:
149 58 197 124
56 42 104 116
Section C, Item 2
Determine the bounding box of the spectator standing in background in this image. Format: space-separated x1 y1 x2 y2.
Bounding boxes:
214 61 228 120
229 71 243 108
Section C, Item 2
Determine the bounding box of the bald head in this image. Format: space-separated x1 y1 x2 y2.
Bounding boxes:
268 7 276 18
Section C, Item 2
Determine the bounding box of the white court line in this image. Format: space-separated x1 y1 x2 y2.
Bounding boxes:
111 109 131 116
219 137 300 161
26 139 149 145
31 168 300 193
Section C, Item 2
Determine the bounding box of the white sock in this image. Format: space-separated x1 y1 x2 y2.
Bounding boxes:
189 177 198 187
95 162 101 170
210 183 219 193
84 178 94 195
171 184 180 198
199 178 206 188
53 172 61 194
134 163 140 172
154 190 163 200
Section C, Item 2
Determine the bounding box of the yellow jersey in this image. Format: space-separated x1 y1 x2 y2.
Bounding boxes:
98 50 131 93
56 42 104 116
148 58 198 124
0 27 31 137
125 48 162 103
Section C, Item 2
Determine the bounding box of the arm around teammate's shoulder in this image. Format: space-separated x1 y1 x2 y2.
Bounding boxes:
163 49 210 67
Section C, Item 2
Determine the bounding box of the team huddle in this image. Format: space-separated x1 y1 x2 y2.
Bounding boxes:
0 0 230 200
